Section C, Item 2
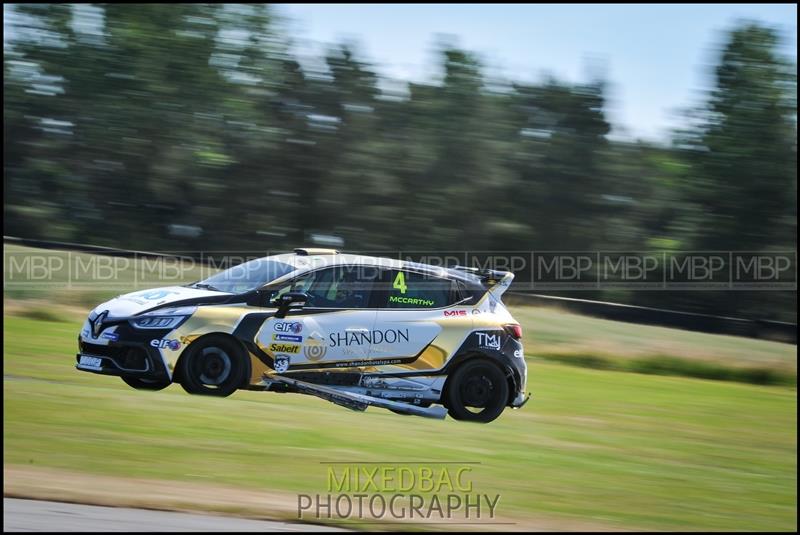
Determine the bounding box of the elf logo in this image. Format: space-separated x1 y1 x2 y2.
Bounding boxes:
150 339 181 351
274 322 302 334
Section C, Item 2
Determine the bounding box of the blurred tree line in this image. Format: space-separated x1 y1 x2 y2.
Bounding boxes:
4 4 797 321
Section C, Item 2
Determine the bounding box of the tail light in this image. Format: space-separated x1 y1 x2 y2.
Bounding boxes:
504 324 522 339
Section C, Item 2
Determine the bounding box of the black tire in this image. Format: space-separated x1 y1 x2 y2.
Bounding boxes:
177 335 248 397
445 359 509 423
121 376 170 391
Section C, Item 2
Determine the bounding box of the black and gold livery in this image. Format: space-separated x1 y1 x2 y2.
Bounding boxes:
76 249 529 422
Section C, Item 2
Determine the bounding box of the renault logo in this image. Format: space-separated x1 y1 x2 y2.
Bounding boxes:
90 310 108 338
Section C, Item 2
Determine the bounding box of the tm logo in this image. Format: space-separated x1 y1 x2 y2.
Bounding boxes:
476 332 501 350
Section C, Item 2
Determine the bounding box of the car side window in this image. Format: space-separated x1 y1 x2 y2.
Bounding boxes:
269 275 312 300
269 266 378 308
382 270 459 309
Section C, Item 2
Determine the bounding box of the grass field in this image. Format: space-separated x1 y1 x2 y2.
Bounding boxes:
512 306 795 370
5 243 796 385
3 244 798 529
3 313 797 531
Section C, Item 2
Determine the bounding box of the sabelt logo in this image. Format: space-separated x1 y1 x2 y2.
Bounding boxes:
269 343 300 354
444 310 467 317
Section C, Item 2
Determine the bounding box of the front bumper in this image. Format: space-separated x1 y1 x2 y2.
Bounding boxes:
75 322 172 380
75 344 169 380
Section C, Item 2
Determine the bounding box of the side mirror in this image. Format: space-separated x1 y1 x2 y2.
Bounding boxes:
246 289 274 308
273 291 308 319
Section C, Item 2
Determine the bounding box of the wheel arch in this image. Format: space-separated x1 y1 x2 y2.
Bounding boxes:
173 332 252 388
441 351 517 407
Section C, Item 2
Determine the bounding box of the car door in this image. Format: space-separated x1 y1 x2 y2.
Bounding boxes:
370 268 472 371
257 265 379 370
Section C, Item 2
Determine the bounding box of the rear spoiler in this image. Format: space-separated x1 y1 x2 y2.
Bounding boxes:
451 266 515 298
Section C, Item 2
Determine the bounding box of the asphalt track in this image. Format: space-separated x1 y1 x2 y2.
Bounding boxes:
3 498 346 532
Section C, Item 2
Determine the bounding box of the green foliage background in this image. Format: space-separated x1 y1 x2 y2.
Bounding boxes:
4 5 797 321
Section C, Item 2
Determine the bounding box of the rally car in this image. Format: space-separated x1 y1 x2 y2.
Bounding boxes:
75 248 529 422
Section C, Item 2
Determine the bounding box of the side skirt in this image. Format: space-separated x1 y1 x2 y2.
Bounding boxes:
261 374 447 419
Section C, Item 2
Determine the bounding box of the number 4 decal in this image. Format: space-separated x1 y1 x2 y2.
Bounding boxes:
393 272 408 294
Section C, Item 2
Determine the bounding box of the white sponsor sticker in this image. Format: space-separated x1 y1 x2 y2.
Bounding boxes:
79 355 103 369
274 355 290 373
477 332 502 350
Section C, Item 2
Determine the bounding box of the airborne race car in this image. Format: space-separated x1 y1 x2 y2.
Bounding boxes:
76 248 529 422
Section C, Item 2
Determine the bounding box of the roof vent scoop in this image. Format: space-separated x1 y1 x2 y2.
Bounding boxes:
294 248 340 256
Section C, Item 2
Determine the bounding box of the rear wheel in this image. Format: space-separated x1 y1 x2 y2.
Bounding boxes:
121 376 170 391
445 359 509 423
178 336 248 397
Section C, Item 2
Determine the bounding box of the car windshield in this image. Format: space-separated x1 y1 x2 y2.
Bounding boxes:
192 258 297 294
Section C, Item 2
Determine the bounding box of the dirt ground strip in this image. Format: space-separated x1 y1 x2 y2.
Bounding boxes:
3 465 630 532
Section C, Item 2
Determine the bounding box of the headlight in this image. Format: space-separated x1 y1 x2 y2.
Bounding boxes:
130 316 186 329
129 306 196 330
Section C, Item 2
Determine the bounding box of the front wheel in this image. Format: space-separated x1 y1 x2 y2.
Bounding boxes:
121 376 170 391
445 359 509 423
177 336 248 397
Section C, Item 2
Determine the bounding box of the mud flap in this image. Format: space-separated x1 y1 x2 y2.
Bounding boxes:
261 374 448 419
